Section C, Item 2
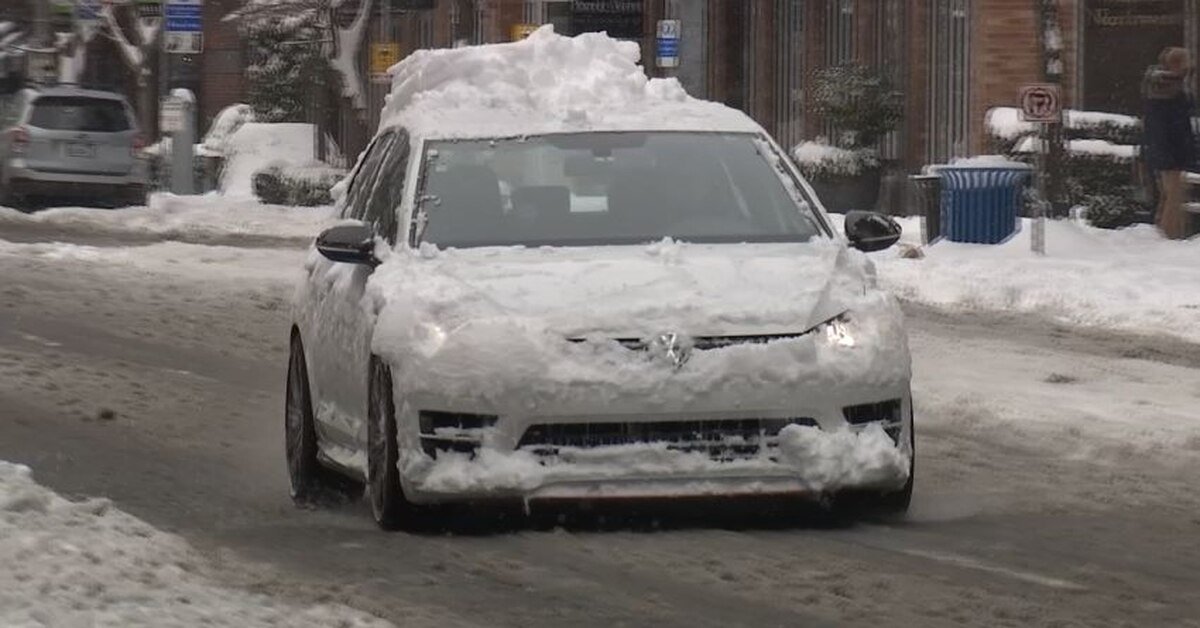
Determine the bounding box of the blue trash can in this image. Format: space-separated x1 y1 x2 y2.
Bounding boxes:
935 166 1031 244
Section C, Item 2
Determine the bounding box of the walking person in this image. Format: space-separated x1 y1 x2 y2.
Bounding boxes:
1142 47 1196 240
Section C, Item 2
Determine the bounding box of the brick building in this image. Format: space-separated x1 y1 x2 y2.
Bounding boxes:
333 0 1198 170
14 1 1188 168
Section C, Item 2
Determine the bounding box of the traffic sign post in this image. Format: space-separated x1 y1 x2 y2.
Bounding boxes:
370 43 400 84
165 0 203 54
656 19 680 69
1019 84 1062 256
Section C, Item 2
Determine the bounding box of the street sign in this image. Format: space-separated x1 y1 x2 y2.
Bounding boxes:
76 0 101 29
370 42 400 83
165 0 203 54
160 98 185 134
656 19 680 68
511 23 539 41
1019 83 1061 123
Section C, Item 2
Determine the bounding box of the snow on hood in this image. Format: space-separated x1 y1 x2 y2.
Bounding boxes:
376 238 862 339
365 239 910 407
380 26 759 139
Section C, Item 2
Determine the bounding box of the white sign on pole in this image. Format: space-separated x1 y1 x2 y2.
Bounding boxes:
160 99 185 134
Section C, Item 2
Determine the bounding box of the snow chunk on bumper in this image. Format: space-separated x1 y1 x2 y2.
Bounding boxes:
414 423 909 496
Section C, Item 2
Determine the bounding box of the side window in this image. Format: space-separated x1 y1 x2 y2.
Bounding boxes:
364 129 411 243
343 132 395 220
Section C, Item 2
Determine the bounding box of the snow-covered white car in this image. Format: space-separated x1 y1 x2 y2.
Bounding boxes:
286 28 914 529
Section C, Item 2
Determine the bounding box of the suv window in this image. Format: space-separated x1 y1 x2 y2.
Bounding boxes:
364 130 411 243
344 132 396 221
29 97 132 132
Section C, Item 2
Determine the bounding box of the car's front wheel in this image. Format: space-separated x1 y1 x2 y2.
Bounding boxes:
368 357 436 531
285 334 362 505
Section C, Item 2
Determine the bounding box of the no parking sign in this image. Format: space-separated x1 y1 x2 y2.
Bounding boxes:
1019 83 1062 123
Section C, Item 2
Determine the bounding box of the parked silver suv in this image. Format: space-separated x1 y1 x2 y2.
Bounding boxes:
0 86 148 208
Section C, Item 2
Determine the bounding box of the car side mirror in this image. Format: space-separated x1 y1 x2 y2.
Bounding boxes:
316 224 378 266
844 211 902 253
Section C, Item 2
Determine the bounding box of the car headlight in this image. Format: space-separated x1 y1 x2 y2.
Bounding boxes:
412 323 448 357
810 313 856 348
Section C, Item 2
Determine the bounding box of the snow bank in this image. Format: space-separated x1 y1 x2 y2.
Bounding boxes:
861 216 1200 343
220 122 321 196
201 103 256 156
0 461 391 627
0 193 337 242
0 238 308 286
380 26 757 139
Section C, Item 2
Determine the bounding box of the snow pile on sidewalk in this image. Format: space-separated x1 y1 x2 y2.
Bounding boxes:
0 193 337 242
0 238 308 286
220 122 325 197
0 461 392 627
381 25 756 138
867 217 1200 343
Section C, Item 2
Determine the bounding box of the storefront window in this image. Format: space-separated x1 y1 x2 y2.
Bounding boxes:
1082 0 1186 114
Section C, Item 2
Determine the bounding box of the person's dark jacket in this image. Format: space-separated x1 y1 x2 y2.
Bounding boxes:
1142 65 1196 172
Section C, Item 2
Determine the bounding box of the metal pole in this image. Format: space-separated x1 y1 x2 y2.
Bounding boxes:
159 5 168 140
1033 124 1047 256
31 0 50 46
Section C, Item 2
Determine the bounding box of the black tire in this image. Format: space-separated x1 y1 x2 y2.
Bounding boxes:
368 357 445 531
0 183 21 210
285 334 362 506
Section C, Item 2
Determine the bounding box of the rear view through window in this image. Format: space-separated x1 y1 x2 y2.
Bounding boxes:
29 97 132 132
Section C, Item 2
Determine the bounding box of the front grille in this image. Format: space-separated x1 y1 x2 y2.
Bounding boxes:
517 417 818 461
586 333 805 352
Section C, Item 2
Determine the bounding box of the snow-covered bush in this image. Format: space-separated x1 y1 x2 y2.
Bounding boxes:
792 141 879 179
986 107 1142 153
810 64 903 150
1079 193 1142 230
253 165 343 206
986 106 1149 225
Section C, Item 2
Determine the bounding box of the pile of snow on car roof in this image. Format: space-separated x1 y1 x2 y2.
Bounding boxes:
381 26 758 138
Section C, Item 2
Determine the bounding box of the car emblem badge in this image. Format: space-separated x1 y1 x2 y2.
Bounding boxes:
648 332 692 370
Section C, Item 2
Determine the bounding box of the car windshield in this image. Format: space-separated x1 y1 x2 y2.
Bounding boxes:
29 96 132 132
415 132 824 248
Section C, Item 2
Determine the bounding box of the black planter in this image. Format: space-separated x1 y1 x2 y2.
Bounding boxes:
808 167 883 213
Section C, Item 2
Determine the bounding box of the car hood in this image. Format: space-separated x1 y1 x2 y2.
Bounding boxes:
371 238 872 339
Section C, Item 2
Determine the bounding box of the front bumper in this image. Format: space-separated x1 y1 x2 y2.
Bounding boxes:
389 296 914 504
397 388 913 505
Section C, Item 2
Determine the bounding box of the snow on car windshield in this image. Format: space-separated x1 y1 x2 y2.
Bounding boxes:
417 131 822 248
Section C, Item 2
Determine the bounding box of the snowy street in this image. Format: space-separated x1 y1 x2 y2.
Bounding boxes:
2 216 1198 627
